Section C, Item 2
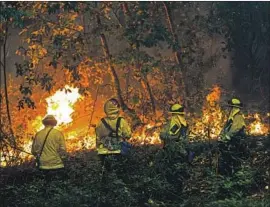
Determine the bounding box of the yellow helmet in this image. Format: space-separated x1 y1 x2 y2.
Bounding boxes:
227 98 243 108
104 98 120 115
169 104 185 114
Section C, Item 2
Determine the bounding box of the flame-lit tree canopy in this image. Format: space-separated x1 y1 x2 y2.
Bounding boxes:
0 1 270 206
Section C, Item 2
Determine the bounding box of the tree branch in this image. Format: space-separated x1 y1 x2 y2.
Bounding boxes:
111 5 124 28
95 2 142 128
36 14 82 33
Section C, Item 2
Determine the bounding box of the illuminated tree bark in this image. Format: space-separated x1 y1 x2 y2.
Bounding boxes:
121 2 157 116
95 4 142 128
0 23 2 131
1 22 15 144
142 74 156 115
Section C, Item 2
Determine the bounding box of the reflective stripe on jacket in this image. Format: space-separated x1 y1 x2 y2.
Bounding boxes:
32 127 66 169
220 108 246 142
160 115 188 143
227 108 246 135
228 114 245 135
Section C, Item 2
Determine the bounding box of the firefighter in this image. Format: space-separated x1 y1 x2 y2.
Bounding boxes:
218 98 247 175
31 115 67 181
158 104 191 185
159 104 189 159
95 98 132 170
220 98 246 141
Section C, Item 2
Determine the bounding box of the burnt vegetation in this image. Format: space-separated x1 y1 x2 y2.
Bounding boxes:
0 2 270 207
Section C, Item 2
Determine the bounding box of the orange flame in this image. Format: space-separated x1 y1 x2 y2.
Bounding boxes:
1 84 269 167
190 85 225 139
247 113 269 136
206 85 221 106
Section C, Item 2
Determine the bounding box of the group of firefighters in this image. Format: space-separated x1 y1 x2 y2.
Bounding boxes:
31 97 247 179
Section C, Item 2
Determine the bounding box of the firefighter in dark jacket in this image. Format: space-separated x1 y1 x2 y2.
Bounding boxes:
218 98 247 175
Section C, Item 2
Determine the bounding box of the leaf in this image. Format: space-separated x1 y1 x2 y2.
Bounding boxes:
77 25 84 31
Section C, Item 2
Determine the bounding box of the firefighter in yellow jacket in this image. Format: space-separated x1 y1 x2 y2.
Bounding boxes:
95 98 132 160
160 104 188 156
160 104 188 144
220 98 246 142
218 98 247 175
158 104 191 184
32 115 66 178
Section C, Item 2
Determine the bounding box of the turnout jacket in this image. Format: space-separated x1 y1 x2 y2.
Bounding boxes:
220 107 246 141
32 127 66 170
160 114 188 145
95 114 131 155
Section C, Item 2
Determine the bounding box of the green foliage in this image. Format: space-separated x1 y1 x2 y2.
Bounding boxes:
206 198 270 207
1 138 269 207
122 2 171 48
0 2 26 27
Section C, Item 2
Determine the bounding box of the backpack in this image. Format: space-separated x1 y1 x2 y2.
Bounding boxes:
100 117 123 151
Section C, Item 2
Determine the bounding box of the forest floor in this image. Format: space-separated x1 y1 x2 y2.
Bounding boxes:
0 135 269 207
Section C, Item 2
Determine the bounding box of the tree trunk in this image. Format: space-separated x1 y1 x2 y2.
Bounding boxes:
0 27 2 131
95 4 142 128
162 2 188 107
125 67 131 104
142 74 156 115
121 2 130 15
2 23 15 144
121 2 157 116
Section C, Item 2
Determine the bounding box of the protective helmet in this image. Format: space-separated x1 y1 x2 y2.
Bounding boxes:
42 115 57 126
169 104 185 114
104 98 120 116
227 98 243 108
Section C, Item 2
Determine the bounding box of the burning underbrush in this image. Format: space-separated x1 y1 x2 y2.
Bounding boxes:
0 85 269 167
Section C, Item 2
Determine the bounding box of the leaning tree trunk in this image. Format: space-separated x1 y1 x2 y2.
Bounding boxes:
2 23 15 145
141 74 156 115
121 2 157 116
0 25 2 132
162 2 188 107
95 5 142 128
